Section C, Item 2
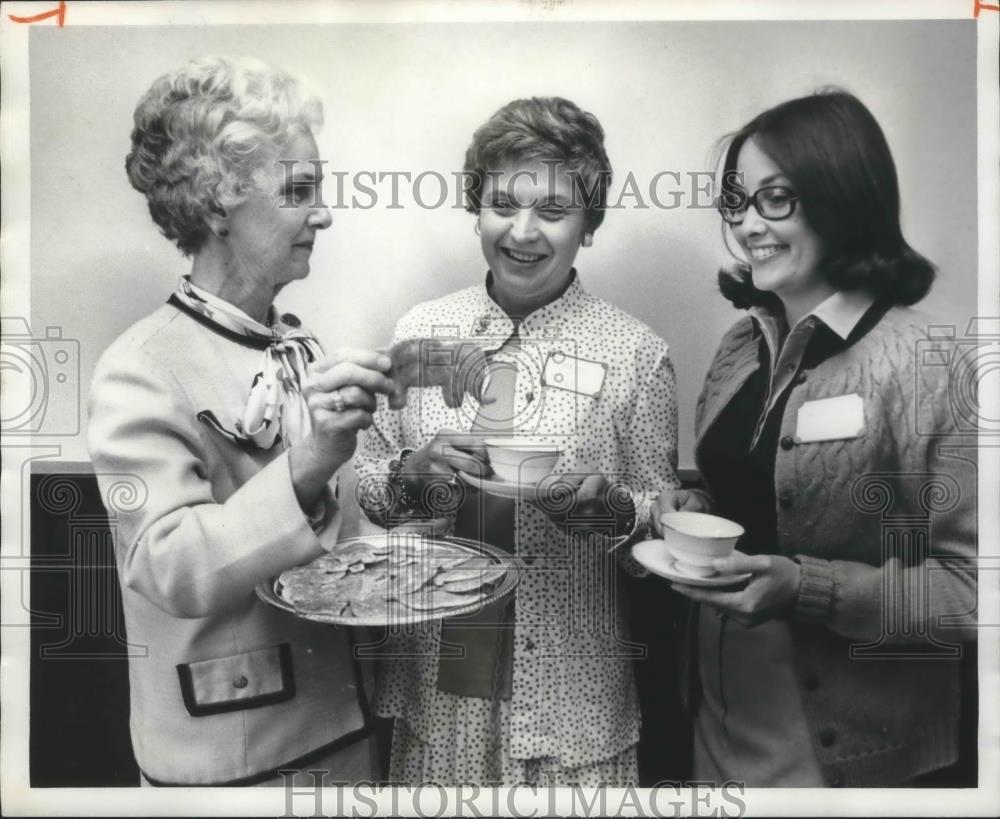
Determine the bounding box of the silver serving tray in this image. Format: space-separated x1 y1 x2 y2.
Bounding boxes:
256 533 522 628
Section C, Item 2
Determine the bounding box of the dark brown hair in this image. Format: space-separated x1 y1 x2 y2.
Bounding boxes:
716 89 935 309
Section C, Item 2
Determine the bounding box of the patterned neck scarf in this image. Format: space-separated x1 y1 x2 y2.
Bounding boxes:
169 277 323 450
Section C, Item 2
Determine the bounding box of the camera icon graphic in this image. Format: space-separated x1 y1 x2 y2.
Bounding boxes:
406 331 572 436
1 317 80 436
916 318 1000 435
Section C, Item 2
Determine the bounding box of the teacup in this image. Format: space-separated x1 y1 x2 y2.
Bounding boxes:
484 437 563 485
659 511 744 577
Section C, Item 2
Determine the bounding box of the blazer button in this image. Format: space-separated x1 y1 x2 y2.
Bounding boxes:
232 675 249 689
525 391 535 403
779 435 795 450
819 729 837 748
525 638 536 651
779 493 794 509
803 673 820 691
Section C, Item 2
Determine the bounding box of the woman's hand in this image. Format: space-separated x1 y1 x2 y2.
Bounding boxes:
290 348 396 509
650 489 713 536
668 550 801 626
535 473 636 537
401 428 491 492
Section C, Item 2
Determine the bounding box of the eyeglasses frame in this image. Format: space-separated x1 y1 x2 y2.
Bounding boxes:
717 184 800 226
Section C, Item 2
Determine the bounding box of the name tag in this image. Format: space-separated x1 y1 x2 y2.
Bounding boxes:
795 394 865 443
542 352 607 398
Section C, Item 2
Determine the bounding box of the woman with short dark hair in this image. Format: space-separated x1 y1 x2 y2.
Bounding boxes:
653 89 976 787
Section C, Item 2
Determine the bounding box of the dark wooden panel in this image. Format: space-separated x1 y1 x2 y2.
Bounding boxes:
29 472 140 787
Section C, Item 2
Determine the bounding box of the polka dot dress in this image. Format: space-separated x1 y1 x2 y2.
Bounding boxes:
389 701 639 786
356 272 681 784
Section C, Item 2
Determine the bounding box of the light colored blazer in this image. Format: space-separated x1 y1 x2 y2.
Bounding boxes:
88 301 368 785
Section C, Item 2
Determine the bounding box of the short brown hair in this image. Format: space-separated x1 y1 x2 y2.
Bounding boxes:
463 97 612 234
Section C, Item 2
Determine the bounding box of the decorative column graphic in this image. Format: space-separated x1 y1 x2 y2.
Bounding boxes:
552 475 645 659
35 474 147 659
849 471 965 659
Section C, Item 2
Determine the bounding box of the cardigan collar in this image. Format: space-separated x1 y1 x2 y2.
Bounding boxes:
811 290 878 340
749 289 877 353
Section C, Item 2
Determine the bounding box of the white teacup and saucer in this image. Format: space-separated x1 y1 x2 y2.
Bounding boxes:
457 437 562 500
632 511 751 588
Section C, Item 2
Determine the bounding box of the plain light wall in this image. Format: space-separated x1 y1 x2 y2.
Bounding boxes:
29 21 977 467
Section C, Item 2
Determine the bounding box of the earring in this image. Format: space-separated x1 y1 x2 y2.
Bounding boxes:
217 227 229 238
582 233 593 248
474 221 481 236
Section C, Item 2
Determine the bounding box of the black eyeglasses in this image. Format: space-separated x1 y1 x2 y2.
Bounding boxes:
718 185 799 225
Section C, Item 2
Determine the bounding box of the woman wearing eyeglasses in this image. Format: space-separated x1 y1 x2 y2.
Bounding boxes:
651 90 977 787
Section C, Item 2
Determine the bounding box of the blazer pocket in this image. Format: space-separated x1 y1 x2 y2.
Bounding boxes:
177 643 295 717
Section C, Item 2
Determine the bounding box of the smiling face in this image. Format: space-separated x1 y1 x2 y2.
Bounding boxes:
223 129 332 300
732 138 832 316
478 160 589 316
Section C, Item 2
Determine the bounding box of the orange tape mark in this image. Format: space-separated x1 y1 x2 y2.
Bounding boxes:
8 0 66 26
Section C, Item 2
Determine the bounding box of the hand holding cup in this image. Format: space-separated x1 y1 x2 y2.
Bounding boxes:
650 489 713 536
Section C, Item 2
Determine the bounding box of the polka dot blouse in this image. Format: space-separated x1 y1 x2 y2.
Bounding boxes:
355 272 681 769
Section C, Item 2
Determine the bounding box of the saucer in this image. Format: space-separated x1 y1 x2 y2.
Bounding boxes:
631 540 752 588
456 472 632 552
457 471 541 500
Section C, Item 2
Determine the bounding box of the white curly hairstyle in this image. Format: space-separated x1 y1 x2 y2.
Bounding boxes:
126 56 323 255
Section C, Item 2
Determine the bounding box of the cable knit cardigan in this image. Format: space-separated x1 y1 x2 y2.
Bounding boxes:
692 305 978 787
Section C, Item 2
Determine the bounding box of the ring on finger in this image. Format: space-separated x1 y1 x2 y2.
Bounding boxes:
330 389 346 412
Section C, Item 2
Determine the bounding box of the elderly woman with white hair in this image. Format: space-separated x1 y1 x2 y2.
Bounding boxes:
88 56 394 786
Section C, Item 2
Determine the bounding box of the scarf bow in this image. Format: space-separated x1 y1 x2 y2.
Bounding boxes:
172 277 323 450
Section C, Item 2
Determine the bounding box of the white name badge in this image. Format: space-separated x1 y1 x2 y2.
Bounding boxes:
794 393 865 443
542 351 607 398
